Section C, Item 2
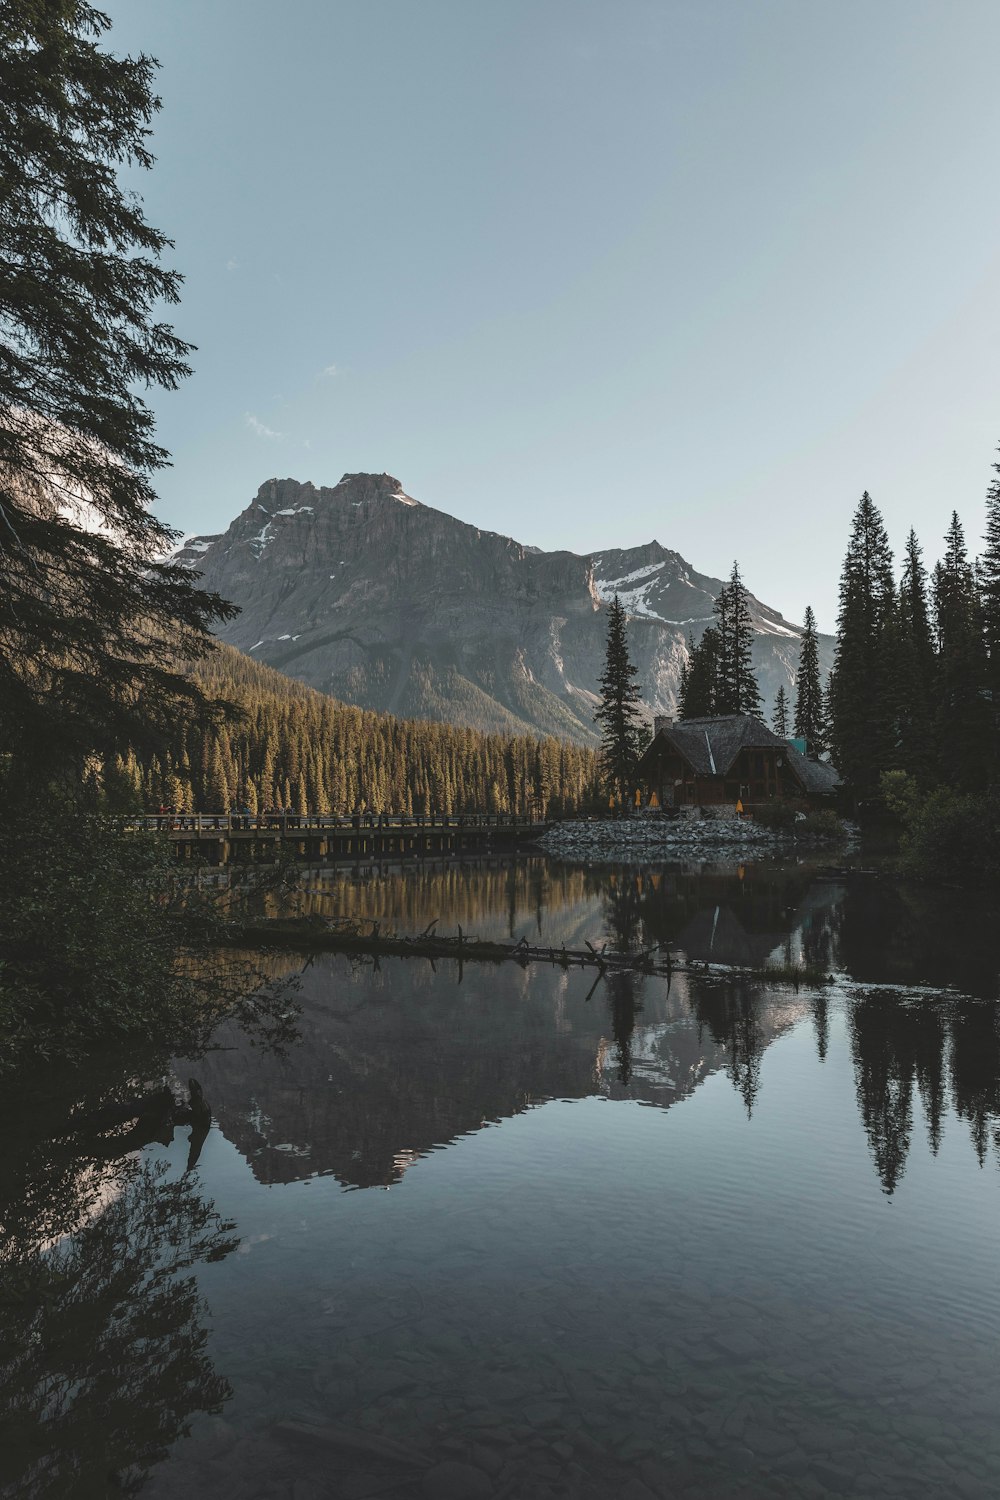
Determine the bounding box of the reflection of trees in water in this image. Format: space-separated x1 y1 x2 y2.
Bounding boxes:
948 1001 1000 1165
180 859 1000 1199
203 857 598 937
688 985 765 1115
838 882 1000 999
811 995 830 1061
0 1156 236 1497
848 994 1000 1193
595 861 841 973
601 874 647 1085
0 1047 243 1496
595 862 1000 1185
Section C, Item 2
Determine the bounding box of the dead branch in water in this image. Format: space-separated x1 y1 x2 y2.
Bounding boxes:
222 918 832 986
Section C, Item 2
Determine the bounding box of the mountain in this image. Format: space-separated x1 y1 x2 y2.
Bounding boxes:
172 472 832 744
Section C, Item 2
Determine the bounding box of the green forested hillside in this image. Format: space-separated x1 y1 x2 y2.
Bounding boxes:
103 644 601 816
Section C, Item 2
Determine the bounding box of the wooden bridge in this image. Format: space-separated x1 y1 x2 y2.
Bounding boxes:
127 811 550 864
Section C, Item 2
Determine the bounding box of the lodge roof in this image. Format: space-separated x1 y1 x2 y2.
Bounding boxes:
636 712 842 794
784 745 841 796
636 714 788 779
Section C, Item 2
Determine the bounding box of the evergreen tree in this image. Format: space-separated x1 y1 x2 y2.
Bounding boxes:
594 596 645 806
895 529 937 785
933 513 990 789
980 446 1000 711
714 563 762 717
772 685 790 739
979 449 1000 808
0 2 235 771
678 626 722 719
793 606 826 756
676 653 690 720
829 493 896 796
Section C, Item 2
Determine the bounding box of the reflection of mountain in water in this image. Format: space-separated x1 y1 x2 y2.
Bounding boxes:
194 953 809 1191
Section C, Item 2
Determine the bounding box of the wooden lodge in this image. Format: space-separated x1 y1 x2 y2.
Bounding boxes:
635 713 840 811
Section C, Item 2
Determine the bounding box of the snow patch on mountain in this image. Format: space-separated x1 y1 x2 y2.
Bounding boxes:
754 618 800 638
594 560 669 621
249 520 273 557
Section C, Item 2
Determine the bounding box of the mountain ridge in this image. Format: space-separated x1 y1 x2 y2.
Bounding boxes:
172 471 832 743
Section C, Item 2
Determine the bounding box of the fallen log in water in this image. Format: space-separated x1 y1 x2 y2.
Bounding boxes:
222 917 832 986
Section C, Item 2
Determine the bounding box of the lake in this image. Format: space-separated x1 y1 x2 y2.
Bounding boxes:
4 854 1000 1499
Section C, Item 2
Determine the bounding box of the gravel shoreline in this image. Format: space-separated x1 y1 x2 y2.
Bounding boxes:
538 815 846 859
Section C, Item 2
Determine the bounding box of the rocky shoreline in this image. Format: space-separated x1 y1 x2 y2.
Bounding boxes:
538 814 847 860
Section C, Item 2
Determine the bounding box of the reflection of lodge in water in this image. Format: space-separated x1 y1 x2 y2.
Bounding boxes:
601 861 842 973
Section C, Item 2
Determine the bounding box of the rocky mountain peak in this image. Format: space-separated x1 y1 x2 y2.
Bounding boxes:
173 472 832 742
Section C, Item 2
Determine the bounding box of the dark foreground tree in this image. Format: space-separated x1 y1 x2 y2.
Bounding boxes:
981 447 1000 711
933 513 990 789
595 595 645 805
714 563 762 717
895 529 937 785
979 450 1000 774
678 625 722 719
0 2 234 770
793 606 826 756
829 493 896 796
772 684 790 739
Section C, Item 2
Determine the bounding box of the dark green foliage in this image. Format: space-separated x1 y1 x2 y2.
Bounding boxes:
829 493 896 797
714 563 762 717
771 684 790 739
679 565 761 720
0 1 234 769
0 777 289 1073
594 596 645 804
898 787 1000 886
831 454 1000 867
980 446 1000 713
793 606 826 756
932 513 991 790
753 799 797 831
894 530 937 786
798 808 845 839
109 644 601 817
678 625 722 719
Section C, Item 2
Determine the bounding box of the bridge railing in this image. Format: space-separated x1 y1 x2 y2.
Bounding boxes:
124 812 546 835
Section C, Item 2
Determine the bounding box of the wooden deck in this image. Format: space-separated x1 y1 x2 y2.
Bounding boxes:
126 812 549 864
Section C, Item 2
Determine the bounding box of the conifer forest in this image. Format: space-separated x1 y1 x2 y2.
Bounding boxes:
101 645 601 818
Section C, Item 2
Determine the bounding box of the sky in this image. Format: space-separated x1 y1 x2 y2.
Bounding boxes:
104 0 1000 628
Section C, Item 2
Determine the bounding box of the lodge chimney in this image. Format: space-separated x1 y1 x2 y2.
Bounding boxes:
653 714 673 739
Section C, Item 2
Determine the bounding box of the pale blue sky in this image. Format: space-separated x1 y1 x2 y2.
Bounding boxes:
106 0 1000 627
